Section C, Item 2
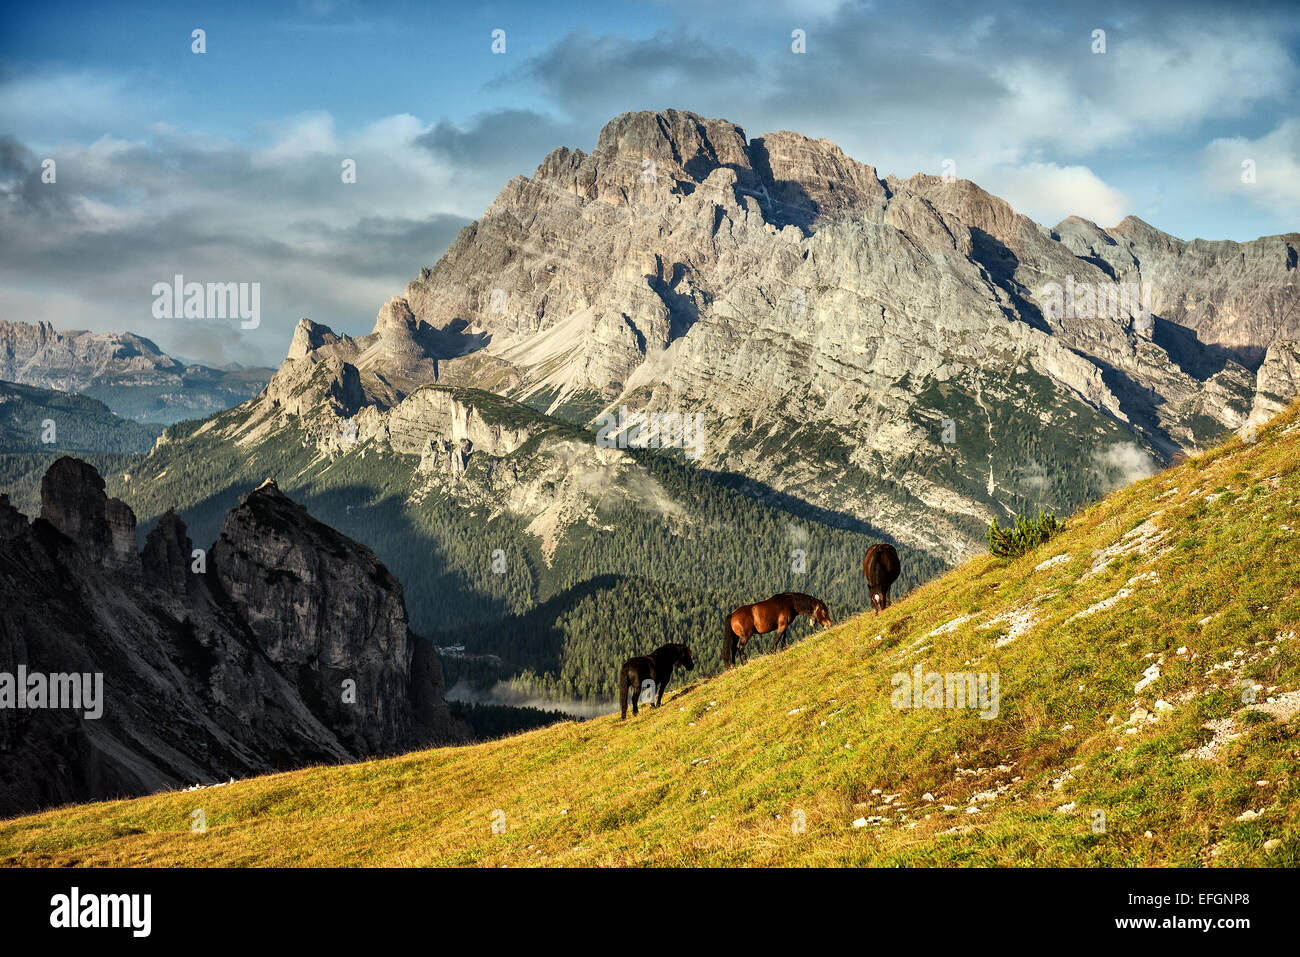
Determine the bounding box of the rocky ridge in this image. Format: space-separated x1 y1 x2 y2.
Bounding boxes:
0 457 467 816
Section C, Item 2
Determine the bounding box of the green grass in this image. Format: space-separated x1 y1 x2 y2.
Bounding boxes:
3 403 1299 867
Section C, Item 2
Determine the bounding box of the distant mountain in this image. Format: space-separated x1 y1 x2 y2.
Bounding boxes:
0 457 468 816
0 320 273 424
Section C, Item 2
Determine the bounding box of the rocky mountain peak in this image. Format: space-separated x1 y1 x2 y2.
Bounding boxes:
287 318 343 360
592 108 750 174
39 455 138 571
1110 215 1180 251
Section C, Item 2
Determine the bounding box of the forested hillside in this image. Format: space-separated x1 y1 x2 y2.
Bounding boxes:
90 394 943 705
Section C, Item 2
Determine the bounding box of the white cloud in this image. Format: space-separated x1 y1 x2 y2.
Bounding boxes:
0 102 477 367
1092 442 1158 491
1200 118 1300 218
253 111 339 166
979 162 1130 226
0 70 164 145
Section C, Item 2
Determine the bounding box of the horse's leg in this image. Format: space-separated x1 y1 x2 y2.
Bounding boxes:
656 669 669 707
776 611 791 649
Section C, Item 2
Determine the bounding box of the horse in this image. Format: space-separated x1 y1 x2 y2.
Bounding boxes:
722 592 832 667
618 643 695 719
862 543 901 613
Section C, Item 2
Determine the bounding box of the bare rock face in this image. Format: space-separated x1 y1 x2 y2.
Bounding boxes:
0 494 25 539
211 479 422 753
39 455 138 572
1247 340 1300 430
0 459 468 816
212 109 1300 562
286 317 342 360
142 507 192 597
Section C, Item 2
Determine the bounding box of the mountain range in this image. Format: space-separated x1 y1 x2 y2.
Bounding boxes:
4 108 1298 710
0 320 273 424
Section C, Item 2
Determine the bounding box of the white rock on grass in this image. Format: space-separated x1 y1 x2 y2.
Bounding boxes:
1135 664 1161 693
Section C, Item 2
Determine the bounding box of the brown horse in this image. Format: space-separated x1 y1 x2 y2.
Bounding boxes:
862 543 901 613
618 643 695 718
722 592 832 667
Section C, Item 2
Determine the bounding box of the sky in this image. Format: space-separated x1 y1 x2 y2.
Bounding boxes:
1 0 1297 368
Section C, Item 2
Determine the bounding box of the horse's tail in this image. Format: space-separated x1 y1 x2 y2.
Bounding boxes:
618 667 629 719
722 614 735 667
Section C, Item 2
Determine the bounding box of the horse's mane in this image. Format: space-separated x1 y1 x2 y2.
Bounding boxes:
778 591 820 606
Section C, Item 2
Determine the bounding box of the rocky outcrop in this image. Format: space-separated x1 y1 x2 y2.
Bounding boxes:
1246 340 1300 431
38 456 138 572
0 495 24 539
210 479 427 753
0 459 468 817
141 507 192 597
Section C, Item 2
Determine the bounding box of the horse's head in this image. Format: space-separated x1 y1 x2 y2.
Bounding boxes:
679 644 695 670
871 590 886 613
812 601 832 628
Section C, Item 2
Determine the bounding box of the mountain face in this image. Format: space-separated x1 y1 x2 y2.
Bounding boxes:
41 108 1297 710
391 108 1295 560
0 320 273 424
0 457 467 816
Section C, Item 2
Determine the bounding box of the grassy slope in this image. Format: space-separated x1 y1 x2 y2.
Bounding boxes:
3 403 1299 867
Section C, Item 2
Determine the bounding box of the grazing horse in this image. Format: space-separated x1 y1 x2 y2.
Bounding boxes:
862 543 901 614
722 592 832 667
618 643 695 719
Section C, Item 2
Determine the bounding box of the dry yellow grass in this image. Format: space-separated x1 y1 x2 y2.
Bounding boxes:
4 405 1300 867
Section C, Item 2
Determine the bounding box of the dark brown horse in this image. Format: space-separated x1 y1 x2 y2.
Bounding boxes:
722 592 832 667
618 643 695 718
862 543 901 613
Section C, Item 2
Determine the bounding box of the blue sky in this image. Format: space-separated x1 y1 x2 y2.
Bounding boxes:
1 0 1297 367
